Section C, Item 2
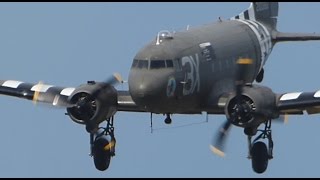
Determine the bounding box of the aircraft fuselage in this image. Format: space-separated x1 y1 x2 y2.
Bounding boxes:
128 19 273 114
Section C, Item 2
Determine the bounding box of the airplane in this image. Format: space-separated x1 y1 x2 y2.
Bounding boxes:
1 2 320 174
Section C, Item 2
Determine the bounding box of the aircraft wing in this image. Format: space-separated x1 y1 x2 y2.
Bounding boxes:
277 90 320 115
0 80 145 112
117 90 146 112
0 80 74 107
210 89 320 116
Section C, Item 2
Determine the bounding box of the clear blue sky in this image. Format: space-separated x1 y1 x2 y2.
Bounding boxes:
0 2 319 178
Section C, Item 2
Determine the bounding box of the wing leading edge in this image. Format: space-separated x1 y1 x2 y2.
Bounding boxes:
0 80 144 112
207 88 320 117
277 90 320 115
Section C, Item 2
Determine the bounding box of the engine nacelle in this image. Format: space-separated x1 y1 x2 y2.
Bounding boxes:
66 82 118 130
225 85 278 128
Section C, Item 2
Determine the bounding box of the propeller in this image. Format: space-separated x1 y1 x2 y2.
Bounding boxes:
73 73 123 109
210 121 232 157
32 81 44 105
210 58 253 157
274 113 289 124
31 73 123 108
104 140 116 151
235 58 253 101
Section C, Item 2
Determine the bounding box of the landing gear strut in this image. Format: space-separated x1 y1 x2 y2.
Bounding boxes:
246 120 273 174
89 116 116 171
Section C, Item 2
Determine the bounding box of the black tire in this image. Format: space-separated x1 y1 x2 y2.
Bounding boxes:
93 137 112 171
164 118 172 124
251 141 269 174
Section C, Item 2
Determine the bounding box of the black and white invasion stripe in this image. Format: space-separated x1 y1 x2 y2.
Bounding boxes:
236 19 272 72
0 80 75 107
230 3 255 21
230 3 273 72
277 90 320 111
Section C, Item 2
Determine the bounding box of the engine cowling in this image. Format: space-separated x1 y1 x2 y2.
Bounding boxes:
66 82 118 130
225 85 278 128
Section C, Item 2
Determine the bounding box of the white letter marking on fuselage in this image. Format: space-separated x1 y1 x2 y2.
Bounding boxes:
181 54 200 96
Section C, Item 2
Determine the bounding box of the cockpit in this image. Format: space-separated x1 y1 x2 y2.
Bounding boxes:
130 29 179 71
128 30 181 111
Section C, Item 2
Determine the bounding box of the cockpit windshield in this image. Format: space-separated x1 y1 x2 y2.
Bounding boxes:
132 59 174 70
150 60 165 69
138 60 148 69
132 59 149 69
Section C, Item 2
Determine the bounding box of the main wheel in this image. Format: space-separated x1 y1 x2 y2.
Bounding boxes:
164 117 172 124
93 137 112 171
251 141 269 174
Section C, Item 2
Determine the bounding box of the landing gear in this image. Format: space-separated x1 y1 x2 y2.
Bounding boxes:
251 141 269 174
89 116 116 171
164 113 172 124
246 120 273 174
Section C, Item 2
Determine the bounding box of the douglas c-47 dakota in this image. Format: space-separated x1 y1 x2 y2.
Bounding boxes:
1 2 320 174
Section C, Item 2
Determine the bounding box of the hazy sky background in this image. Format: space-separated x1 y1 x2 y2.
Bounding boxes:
0 2 319 178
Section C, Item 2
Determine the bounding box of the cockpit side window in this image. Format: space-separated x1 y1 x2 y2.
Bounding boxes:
165 60 174 68
132 59 138 68
150 60 165 69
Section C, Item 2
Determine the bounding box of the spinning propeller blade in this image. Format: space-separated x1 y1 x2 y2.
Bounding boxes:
74 73 123 108
210 58 253 157
104 73 123 86
273 113 289 124
235 58 253 101
210 120 232 157
32 81 44 105
31 73 123 109
104 140 116 151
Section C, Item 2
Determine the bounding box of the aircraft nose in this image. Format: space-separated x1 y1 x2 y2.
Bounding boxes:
135 81 153 98
129 71 166 108
130 74 162 97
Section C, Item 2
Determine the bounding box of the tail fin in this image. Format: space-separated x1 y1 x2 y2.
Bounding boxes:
231 2 320 43
230 2 279 30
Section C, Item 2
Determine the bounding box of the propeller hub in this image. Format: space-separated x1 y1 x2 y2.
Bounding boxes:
227 95 256 127
66 73 121 125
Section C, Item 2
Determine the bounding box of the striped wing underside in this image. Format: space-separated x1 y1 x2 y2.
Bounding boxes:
0 80 143 112
0 80 75 107
278 91 320 115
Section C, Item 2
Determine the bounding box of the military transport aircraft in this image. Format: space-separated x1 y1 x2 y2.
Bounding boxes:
1 2 320 174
